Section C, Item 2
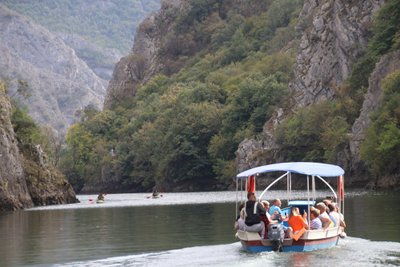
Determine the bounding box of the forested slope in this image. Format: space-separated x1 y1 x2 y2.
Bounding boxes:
63 0 400 193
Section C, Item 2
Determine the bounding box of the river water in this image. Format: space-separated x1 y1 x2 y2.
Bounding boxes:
0 191 399 266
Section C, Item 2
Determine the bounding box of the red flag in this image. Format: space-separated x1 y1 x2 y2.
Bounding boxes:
337 175 344 200
247 175 255 193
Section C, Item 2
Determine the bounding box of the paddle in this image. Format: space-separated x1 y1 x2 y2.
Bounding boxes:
146 194 163 199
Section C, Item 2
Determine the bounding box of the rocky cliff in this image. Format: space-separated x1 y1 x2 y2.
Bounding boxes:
237 0 386 177
100 0 399 190
0 5 106 134
105 0 187 107
0 84 32 210
0 84 78 211
349 50 400 186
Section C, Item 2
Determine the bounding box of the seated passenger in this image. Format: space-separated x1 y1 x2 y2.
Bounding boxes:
234 203 245 231
288 207 309 233
244 193 266 237
97 193 105 201
316 202 334 229
330 203 346 228
309 207 322 230
269 199 284 222
323 198 333 209
269 198 292 238
261 201 278 223
260 200 278 238
327 203 340 227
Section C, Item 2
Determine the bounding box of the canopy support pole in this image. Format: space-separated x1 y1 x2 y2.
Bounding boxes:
307 175 311 224
316 175 337 200
312 175 316 203
259 172 289 200
235 176 238 219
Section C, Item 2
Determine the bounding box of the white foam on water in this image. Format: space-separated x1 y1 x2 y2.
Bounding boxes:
54 237 400 267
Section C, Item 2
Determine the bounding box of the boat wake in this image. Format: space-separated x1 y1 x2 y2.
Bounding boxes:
55 237 400 267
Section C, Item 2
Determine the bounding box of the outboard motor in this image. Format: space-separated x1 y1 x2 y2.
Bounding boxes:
268 224 285 252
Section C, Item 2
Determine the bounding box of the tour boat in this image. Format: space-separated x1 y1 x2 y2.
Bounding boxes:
235 162 346 252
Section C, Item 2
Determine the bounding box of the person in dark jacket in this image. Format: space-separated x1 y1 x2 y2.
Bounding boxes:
244 192 266 237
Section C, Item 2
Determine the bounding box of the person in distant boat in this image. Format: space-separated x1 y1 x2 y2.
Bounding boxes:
309 207 322 230
244 192 266 237
152 186 159 198
316 202 334 229
234 203 245 231
97 193 105 202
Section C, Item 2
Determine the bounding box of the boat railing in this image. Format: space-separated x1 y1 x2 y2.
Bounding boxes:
236 226 341 242
300 226 340 240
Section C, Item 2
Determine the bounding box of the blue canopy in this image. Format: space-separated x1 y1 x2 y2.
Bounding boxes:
236 162 344 179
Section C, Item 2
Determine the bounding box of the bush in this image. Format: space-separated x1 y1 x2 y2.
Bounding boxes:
276 103 349 162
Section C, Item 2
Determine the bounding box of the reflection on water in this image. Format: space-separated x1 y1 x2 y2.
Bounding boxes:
0 191 399 266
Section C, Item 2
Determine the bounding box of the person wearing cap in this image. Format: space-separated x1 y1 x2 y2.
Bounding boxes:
244 192 266 237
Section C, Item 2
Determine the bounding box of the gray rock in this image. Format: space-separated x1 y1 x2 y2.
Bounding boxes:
290 0 384 108
0 86 32 210
0 5 106 134
235 0 384 175
104 0 190 108
350 50 400 171
0 86 78 211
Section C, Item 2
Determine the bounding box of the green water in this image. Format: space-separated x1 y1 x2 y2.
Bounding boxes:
0 192 399 266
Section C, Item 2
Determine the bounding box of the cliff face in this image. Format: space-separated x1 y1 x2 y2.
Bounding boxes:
0 85 32 210
289 0 384 107
237 0 385 175
105 0 187 107
102 0 398 190
0 85 78 211
349 50 400 184
0 5 106 134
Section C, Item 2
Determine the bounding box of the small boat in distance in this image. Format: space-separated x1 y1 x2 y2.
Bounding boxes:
96 193 106 204
235 162 346 252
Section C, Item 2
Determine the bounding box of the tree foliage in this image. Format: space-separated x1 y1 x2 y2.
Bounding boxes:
60 0 303 192
276 103 349 163
360 71 400 175
348 0 400 116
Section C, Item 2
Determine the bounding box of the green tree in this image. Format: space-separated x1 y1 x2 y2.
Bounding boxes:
360 71 400 175
276 103 349 162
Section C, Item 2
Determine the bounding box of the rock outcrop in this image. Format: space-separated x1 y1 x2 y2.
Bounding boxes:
236 0 385 173
0 84 78 211
104 0 195 108
0 84 32 210
58 33 122 81
0 5 106 134
349 50 400 180
290 0 384 107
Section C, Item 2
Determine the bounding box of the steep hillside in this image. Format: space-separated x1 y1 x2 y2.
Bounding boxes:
1 1 160 135
64 0 400 192
2 0 161 80
0 82 77 211
63 0 304 192
237 0 385 175
0 5 106 134
2 0 160 53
